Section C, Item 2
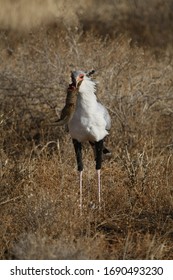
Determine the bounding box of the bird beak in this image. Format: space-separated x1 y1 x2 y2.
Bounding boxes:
76 74 84 87
76 77 81 87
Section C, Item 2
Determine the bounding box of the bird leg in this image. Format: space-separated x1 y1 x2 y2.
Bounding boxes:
95 140 103 208
73 139 83 213
97 169 101 205
79 170 83 211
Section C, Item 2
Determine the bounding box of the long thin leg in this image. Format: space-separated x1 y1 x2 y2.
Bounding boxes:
97 169 101 205
95 139 103 208
79 171 83 211
73 139 83 213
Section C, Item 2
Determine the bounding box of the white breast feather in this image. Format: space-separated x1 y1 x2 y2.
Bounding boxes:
68 76 110 142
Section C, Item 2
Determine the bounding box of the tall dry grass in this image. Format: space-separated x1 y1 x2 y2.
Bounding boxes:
1 0 173 259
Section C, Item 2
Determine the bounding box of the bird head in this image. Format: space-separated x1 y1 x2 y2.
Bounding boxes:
71 70 95 87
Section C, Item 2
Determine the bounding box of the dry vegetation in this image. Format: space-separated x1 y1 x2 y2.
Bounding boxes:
1 0 173 259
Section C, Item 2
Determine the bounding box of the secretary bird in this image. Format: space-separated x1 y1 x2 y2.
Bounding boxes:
57 70 111 210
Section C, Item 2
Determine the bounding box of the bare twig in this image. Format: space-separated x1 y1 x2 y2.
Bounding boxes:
0 195 23 206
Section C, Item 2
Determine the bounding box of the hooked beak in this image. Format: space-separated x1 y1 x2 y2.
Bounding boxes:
76 76 83 86
76 74 84 87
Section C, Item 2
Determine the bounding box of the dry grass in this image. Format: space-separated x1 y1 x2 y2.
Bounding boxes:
1 0 173 259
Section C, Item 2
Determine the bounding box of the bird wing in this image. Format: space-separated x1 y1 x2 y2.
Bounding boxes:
97 102 111 131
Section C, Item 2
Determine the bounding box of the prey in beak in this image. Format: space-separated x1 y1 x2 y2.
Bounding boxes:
55 72 84 126
55 70 94 126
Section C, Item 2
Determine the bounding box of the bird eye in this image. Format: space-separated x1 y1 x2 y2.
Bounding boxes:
79 74 84 79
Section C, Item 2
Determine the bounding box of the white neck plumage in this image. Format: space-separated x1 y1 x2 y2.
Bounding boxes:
77 77 97 106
